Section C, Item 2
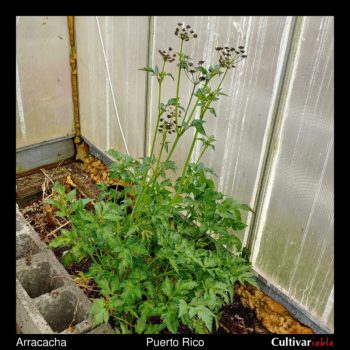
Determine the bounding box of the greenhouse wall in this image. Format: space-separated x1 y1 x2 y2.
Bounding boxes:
16 16 334 332
16 16 74 149
250 16 334 330
75 16 149 158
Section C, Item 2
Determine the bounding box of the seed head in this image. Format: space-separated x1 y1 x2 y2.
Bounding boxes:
158 105 180 134
216 43 248 69
159 47 176 63
175 23 198 41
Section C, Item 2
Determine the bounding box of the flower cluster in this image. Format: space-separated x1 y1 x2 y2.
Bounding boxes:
216 45 247 69
183 58 206 84
159 47 176 63
175 23 198 41
158 105 182 134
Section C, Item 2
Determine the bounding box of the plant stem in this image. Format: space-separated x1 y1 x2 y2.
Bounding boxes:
147 256 160 266
150 80 210 184
179 128 199 186
109 310 135 328
150 131 167 186
164 130 182 163
170 69 229 206
157 270 176 278
131 62 166 219
180 80 209 132
89 253 100 267
182 84 196 123
196 144 209 165
149 61 166 161
178 144 209 196
174 40 184 135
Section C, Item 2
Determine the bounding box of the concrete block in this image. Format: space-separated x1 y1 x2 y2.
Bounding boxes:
86 324 114 334
16 204 113 334
16 204 47 259
35 288 90 333
17 261 65 298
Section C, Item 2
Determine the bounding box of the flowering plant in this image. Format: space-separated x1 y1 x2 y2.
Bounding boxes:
48 22 255 334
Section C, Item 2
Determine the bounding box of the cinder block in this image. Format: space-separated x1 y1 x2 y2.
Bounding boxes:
16 233 41 260
16 204 47 259
86 324 114 334
16 204 114 334
17 261 64 298
16 279 53 334
35 288 90 333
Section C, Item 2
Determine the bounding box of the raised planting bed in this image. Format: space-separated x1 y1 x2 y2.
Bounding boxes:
16 155 313 334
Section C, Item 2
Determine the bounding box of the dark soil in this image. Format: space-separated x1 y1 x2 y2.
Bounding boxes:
20 197 71 246
218 296 270 334
16 161 270 334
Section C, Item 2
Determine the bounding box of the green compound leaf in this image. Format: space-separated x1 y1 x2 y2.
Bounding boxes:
89 299 109 327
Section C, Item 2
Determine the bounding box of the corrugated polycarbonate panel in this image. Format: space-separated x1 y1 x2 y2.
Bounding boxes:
148 16 294 242
16 16 74 148
75 16 149 158
251 17 334 331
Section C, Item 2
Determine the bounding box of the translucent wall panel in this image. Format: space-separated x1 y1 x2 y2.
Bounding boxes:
75 16 149 158
16 16 74 148
148 16 294 242
250 16 334 331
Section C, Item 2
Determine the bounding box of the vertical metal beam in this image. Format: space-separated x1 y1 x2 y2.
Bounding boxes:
67 16 81 145
246 17 305 258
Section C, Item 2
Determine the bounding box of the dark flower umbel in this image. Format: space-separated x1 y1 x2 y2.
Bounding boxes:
183 59 206 85
175 23 198 41
158 47 177 63
158 105 182 134
216 45 247 69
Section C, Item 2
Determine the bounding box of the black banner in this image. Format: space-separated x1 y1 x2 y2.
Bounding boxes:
14 334 336 349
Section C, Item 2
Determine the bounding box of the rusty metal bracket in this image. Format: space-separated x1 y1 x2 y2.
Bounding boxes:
67 16 81 145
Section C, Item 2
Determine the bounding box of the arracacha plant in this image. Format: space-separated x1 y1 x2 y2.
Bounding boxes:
47 22 254 334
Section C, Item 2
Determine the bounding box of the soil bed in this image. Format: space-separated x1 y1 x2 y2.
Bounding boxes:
16 160 270 334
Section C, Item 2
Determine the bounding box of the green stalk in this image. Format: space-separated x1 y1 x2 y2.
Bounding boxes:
170 69 228 206
89 253 100 267
180 80 209 133
149 60 166 160
177 104 209 187
182 84 196 124
164 133 181 162
178 127 200 187
132 40 186 217
157 270 176 278
150 131 167 186
195 144 209 165
168 128 200 209
131 62 167 219
150 80 210 184
174 40 184 135
178 144 209 196
148 96 198 185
